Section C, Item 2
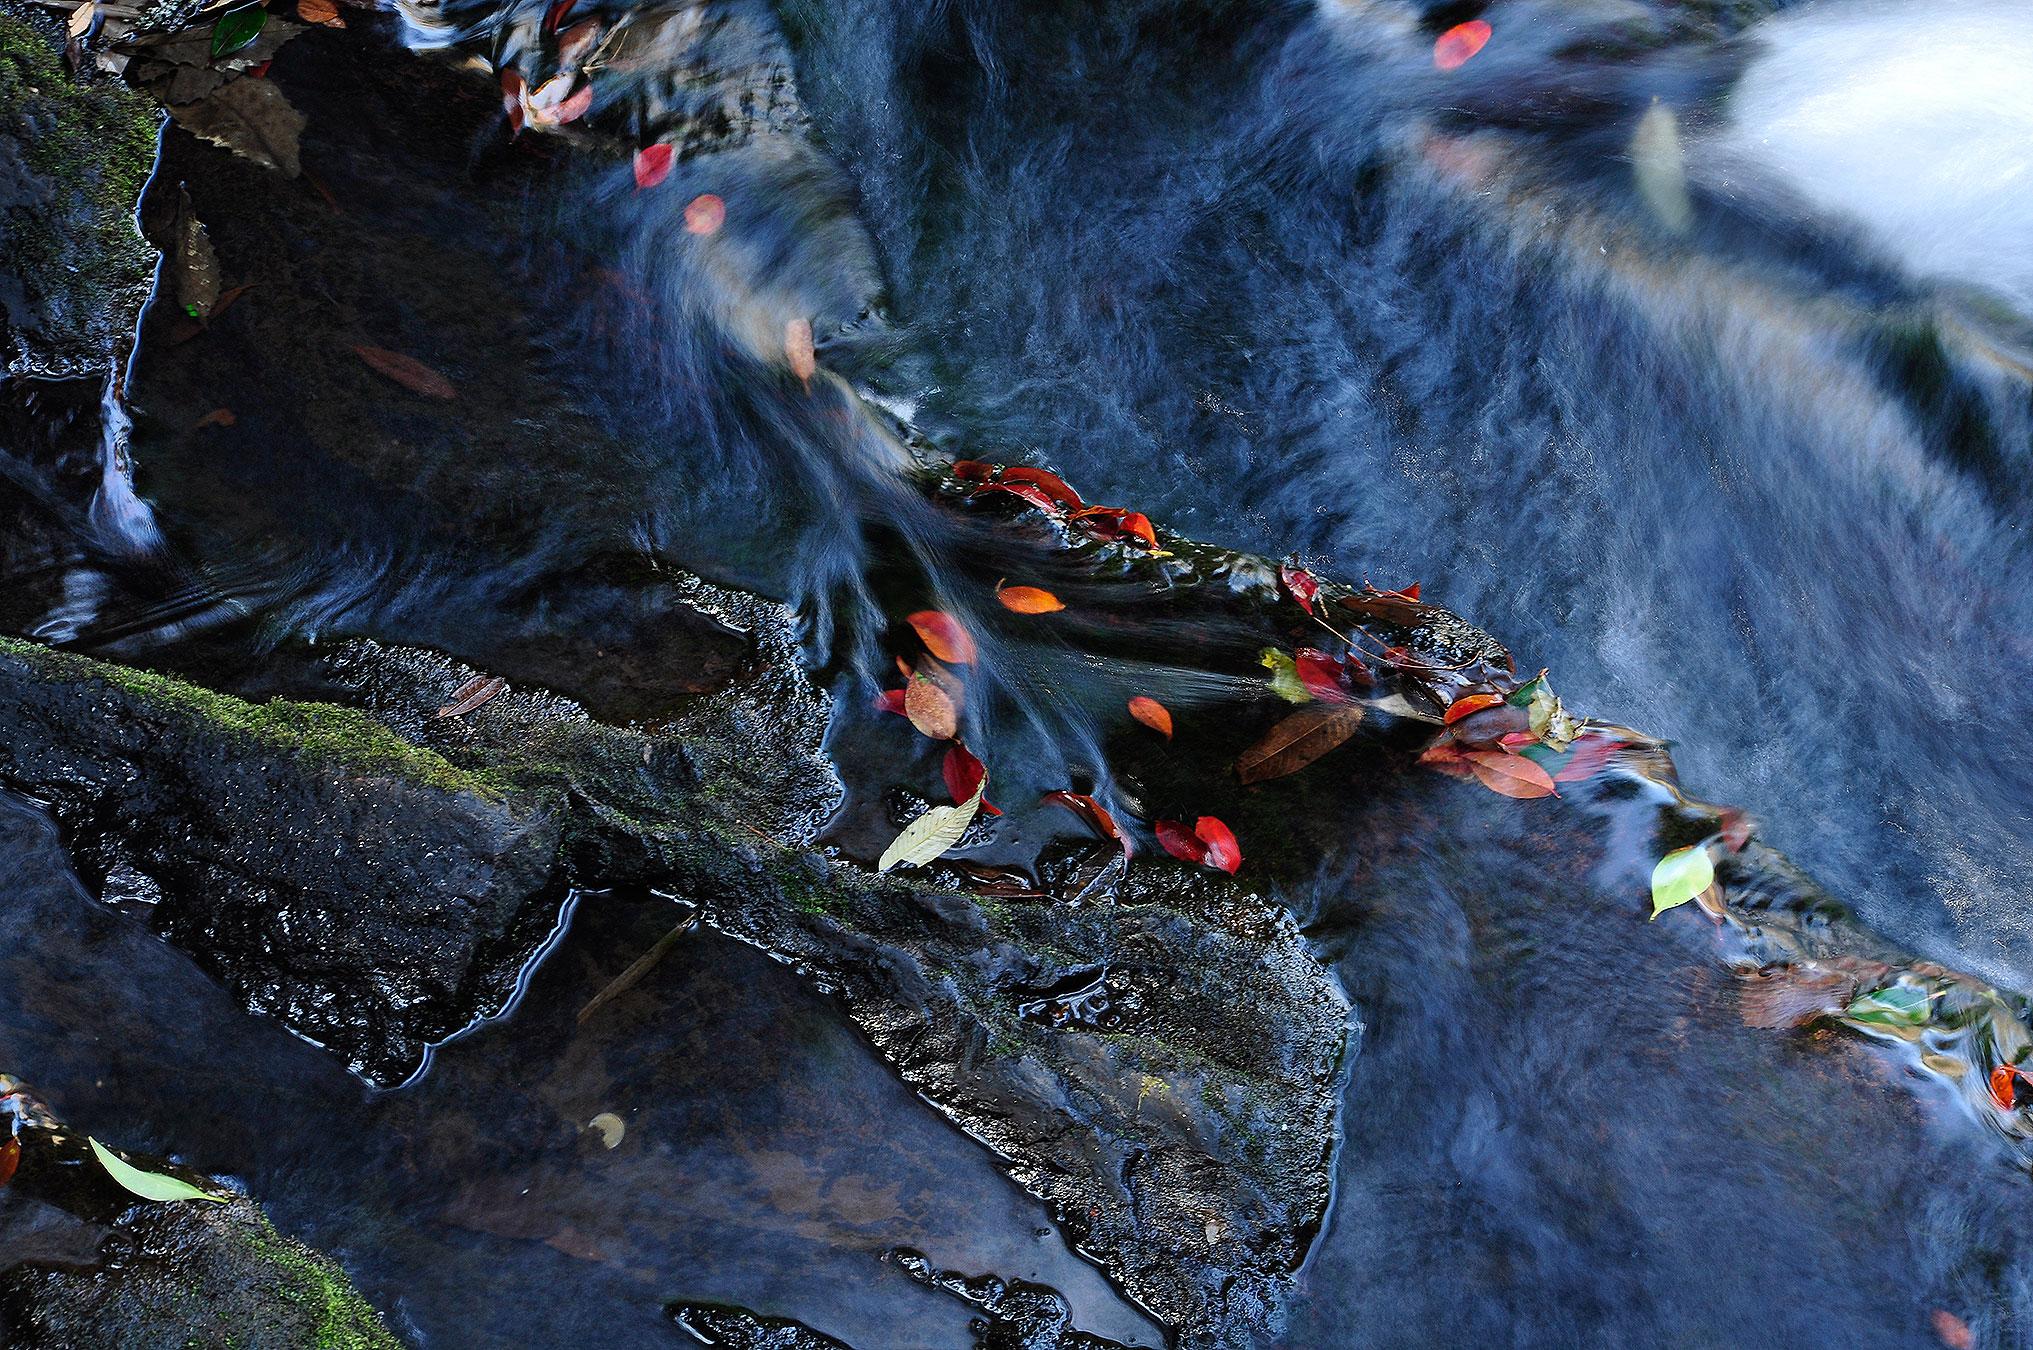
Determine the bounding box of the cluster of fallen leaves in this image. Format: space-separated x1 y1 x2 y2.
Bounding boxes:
952 460 1161 552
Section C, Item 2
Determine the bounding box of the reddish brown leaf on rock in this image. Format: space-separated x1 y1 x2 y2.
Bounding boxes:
1041 790 1130 855
500 69 526 133
1279 563 1320 615
907 610 977 665
905 674 959 741
942 744 1001 816
194 408 236 429
1070 506 1157 548
298 0 341 24
785 318 816 382
354 345 456 400
1155 818 1207 866
1446 701 1532 748
1340 587 1426 625
1237 703 1365 785
999 465 1082 508
952 460 994 482
0 1136 17 1188
1932 1310 1975 1350
683 193 726 234
997 585 1065 615
976 481 1062 514
1194 816 1242 874
634 144 674 190
1127 695 1173 738
1465 749 1557 799
1417 741 1477 781
557 17 600 61
436 675 506 718
1444 691 1503 725
1120 512 1158 548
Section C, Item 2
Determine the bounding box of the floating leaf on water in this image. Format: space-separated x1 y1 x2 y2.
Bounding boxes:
683 193 725 233
210 4 266 58
1465 748 1557 799
587 1112 624 1148
906 610 976 665
999 465 1082 508
1041 790 1130 855
1294 649 1351 703
996 584 1064 614
353 345 456 399
904 673 958 740
1551 732 1625 783
1933 1310 1976 1350
1989 1065 2020 1111
436 674 505 718
879 784 982 872
1632 98 1693 235
1238 703 1363 785
631 144 674 190
941 744 1000 816
1444 692 1502 725
1649 844 1714 919
1127 695 1173 738
168 75 307 177
1259 648 1312 704
785 318 816 382
167 186 220 322
1844 982 1932 1028
1433 19 1491 71
89 1138 225 1204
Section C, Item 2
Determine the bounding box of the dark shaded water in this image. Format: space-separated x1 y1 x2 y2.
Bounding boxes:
4 0 2033 1344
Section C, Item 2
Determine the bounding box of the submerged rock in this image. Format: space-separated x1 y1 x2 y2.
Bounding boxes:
0 1074 397 1349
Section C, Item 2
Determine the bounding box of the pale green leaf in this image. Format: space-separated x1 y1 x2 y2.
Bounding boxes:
1259 649 1312 705
1649 844 1714 920
1845 983 1932 1028
878 785 983 872
89 1138 226 1204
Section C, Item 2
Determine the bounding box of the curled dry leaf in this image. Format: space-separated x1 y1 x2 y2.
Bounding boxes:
1465 748 1557 800
169 75 308 177
906 610 976 665
437 674 506 718
684 193 726 234
879 783 983 872
1238 703 1364 785
785 318 816 382
904 673 958 740
354 345 456 400
996 585 1064 614
634 144 674 190
942 744 1000 815
1127 695 1172 738
1041 790 1130 856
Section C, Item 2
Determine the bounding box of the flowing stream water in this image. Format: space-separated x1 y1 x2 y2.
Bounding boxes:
4 0 2033 1344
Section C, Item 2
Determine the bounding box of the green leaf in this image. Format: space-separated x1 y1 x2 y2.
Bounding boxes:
1507 674 1545 708
1259 649 1313 705
878 784 983 872
89 1138 226 1204
210 4 266 58
1649 844 1714 920
1844 983 1932 1028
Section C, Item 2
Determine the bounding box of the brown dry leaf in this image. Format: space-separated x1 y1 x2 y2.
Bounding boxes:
785 318 816 382
169 186 220 321
297 0 343 23
354 345 457 400
436 675 505 718
1237 703 1363 785
904 673 958 740
168 75 306 177
67 1 93 40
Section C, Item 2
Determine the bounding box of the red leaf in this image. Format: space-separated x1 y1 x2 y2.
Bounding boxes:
543 0 573 31
1042 790 1131 856
907 610 977 665
1280 563 1320 615
976 481 1063 514
942 745 1001 816
999 465 1082 508
1194 816 1241 873
551 81 593 124
353 345 456 399
1991 1064 2018 1111
1552 733 1625 783
1717 806 1755 852
997 585 1065 614
1295 650 1351 703
634 144 674 190
1434 19 1491 71
1155 818 1207 866
874 688 906 715
684 193 726 234
557 17 600 61
1418 741 1476 780
1444 692 1503 725
1127 695 1173 737
1070 507 1157 548
1464 749 1557 799
785 318 816 382
952 460 995 482
0 1136 17 1188
1120 512 1158 548
501 69 526 133
905 674 958 740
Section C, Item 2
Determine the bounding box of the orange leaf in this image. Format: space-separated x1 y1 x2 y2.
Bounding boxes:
997 585 1064 614
1127 695 1172 738
1465 749 1557 799
684 193 726 234
785 318 816 382
1195 816 1241 874
634 144 674 190
194 408 236 429
1120 512 1157 547
907 610 976 665
1991 1064 2020 1112
1237 703 1364 784
298 0 341 23
999 465 1082 508
976 481 1063 514
1444 692 1502 725
904 674 958 740
1042 790 1130 855
353 345 456 399
1434 19 1491 71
